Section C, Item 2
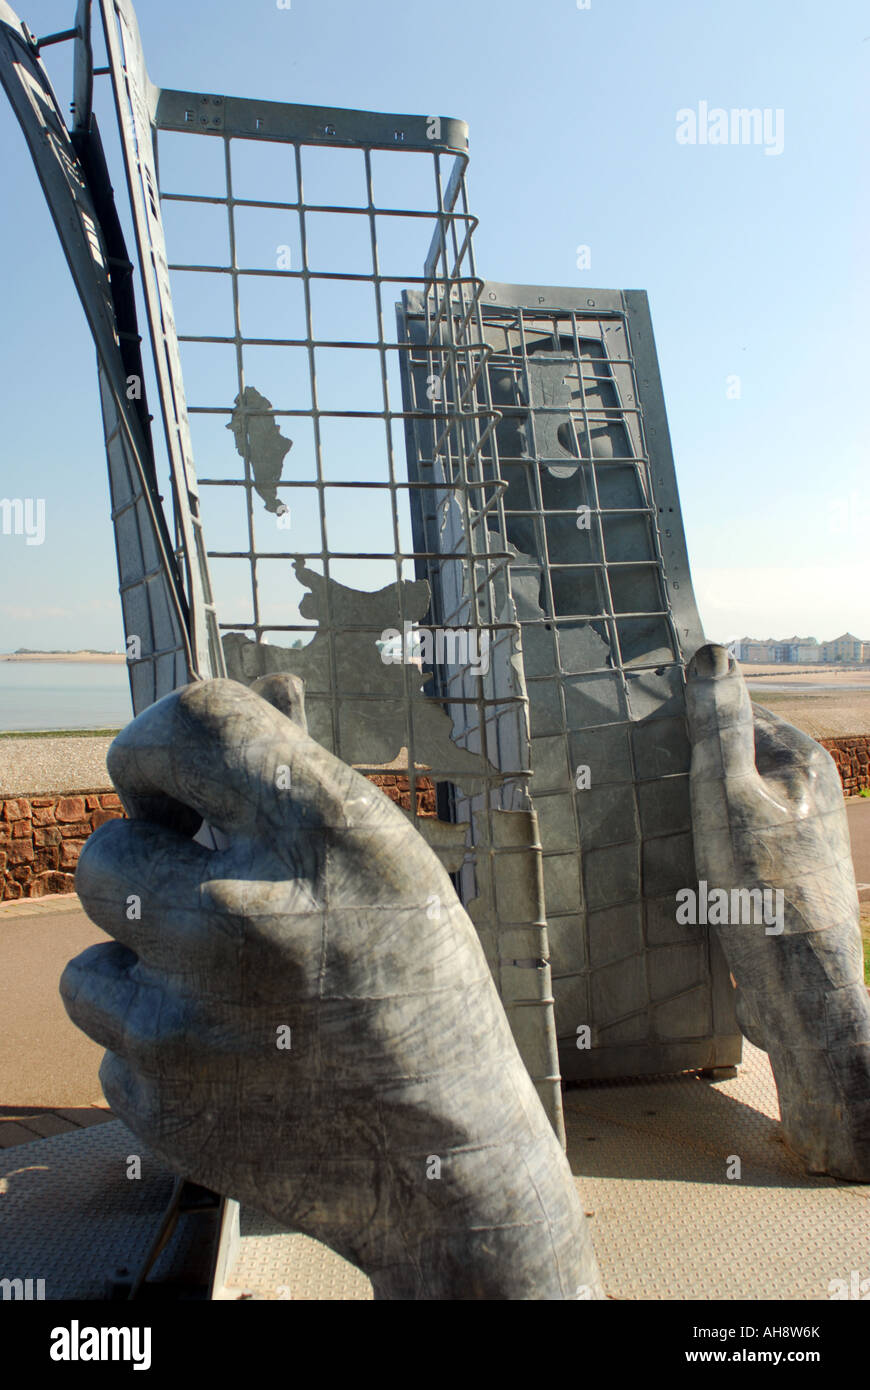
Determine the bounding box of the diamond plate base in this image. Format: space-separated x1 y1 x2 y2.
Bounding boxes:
1 1043 866 1300
223 1212 372 1301
565 1042 870 1300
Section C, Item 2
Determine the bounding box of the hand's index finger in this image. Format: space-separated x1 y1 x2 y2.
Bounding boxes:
107 679 328 840
106 680 421 882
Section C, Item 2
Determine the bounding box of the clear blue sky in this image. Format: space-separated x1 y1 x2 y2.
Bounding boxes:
1 0 867 650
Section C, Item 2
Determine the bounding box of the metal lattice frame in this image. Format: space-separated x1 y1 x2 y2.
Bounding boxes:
0 1 194 715
451 283 739 1079
99 0 225 683
87 3 566 1131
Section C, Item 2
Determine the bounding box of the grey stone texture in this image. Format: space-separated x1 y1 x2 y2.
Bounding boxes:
686 644 870 1181
61 676 602 1299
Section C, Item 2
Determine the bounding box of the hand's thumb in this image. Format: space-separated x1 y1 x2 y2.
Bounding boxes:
685 644 758 785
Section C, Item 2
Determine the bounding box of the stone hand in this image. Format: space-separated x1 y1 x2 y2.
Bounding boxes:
60 676 601 1299
686 644 870 1180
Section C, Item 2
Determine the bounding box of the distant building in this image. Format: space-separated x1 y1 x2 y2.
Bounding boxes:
820 633 865 664
778 636 822 663
734 633 870 664
734 636 819 663
737 638 776 663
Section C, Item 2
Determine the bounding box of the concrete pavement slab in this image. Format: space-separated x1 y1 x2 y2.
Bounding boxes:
0 900 109 1107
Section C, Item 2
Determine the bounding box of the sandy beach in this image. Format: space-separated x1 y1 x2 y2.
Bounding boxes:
747 691 870 739
738 663 870 737
741 663 870 686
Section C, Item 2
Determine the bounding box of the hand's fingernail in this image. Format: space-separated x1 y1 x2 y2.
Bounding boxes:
687 644 732 680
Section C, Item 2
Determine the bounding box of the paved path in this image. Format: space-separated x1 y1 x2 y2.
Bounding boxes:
847 798 870 899
0 893 110 1145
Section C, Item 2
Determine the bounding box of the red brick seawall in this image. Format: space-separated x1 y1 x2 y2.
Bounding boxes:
7 749 863 903
1 776 436 902
1 793 124 901
820 736 870 797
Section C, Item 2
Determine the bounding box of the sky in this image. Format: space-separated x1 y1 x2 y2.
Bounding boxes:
0 0 868 651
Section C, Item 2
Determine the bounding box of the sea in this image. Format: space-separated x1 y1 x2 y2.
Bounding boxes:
0 661 133 732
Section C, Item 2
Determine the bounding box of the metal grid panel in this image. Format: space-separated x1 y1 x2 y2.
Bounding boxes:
97 9 565 1121
398 285 562 1114
99 0 225 683
0 4 193 715
137 94 564 1131
404 282 740 1080
484 287 739 1079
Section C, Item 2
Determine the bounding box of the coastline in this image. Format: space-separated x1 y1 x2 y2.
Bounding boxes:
742 663 870 687
0 652 126 664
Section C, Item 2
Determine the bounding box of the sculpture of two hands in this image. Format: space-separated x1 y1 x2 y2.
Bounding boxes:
60 645 870 1300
